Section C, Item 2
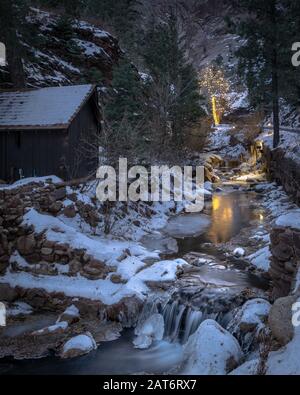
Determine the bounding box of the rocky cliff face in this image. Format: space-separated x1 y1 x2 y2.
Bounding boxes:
1 7 121 89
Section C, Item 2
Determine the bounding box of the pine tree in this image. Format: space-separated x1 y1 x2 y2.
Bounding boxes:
142 12 204 151
231 0 292 148
102 58 146 162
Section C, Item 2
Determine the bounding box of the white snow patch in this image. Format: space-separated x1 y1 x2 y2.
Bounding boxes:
0 175 62 190
275 210 300 231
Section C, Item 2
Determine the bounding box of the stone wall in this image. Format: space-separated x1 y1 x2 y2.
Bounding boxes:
0 180 143 326
0 180 102 277
269 225 300 300
263 146 300 206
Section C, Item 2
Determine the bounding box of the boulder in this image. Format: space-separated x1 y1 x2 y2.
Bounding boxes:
179 320 243 375
63 205 77 218
268 295 297 346
227 299 271 353
17 234 36 255
81 259 110 280
60 332 97 359
51 187 67 201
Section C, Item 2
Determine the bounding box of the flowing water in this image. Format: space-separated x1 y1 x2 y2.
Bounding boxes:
1 188 268 375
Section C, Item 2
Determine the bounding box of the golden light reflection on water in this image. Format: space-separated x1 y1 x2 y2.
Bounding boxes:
207 193 254 244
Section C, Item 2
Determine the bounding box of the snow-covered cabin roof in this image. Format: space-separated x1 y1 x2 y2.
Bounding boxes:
0 84 98 130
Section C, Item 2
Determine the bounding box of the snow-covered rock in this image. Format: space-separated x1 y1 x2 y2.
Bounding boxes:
248 246 271 272
31 321 68 336
60 332 97 359
179 319 243 375
56 304 80 325
227 299 271 353
133 314 164 349
233 248 245 258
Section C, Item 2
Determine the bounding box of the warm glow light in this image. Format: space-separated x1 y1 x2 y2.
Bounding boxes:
212 195 221 211
212 96 220 126
199 66 230 125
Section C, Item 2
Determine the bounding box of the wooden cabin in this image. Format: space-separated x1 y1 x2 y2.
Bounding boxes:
0 84 101 181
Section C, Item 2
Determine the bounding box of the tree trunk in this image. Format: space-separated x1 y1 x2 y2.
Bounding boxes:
271 0 280 149
7 40 26 89
272 60 280 148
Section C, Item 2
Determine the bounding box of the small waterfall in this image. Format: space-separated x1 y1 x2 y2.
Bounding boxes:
181 308 203 344
137 297 210 344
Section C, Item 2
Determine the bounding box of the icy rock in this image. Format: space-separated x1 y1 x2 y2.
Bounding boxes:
248 246 271 272
233 248 245 258
60 332 97 359
227 299 271 352
56 304 80 325
133 314 164 350
179 320 243 375
31 321 68 336
7 301 33 317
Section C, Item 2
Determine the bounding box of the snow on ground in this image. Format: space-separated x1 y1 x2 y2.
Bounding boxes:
208 124 246 159
266 299 300 375
22 208 157 265
1 258 188 305
275 210 300 231
258 129 300 166
73 39 109 58
0 175 62 190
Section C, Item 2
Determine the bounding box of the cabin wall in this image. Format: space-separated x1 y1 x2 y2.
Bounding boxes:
66 98 100 179
0 96 100 182
0 130 66 181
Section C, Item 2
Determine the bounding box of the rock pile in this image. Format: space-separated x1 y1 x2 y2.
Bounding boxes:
269 225 300 299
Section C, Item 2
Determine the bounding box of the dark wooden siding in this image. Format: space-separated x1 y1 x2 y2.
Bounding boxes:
65 97 100 179
0 129 66 181
0 95 100 182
